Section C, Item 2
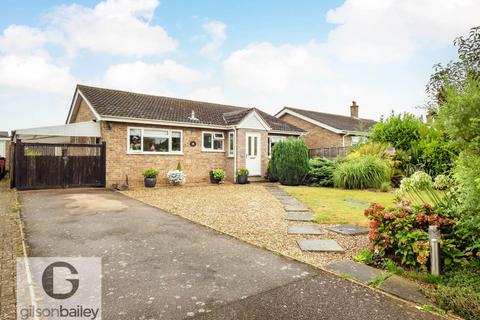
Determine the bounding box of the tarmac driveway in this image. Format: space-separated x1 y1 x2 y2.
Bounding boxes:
19 189 441 320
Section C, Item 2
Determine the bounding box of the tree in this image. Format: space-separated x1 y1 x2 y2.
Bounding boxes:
370 112 425 151
426 26 480 110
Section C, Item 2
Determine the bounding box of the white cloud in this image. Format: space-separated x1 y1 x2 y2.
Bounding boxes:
223 42 329 94
187 86 225 103
49 0 176 57
0 54 76 94
326 0 480 64
0 25 49 56
200 20 226 60
101 60 202 94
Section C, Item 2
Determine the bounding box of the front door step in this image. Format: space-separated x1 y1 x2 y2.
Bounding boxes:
287 225 324 235
285 213 315 221
297 239 345 252
327 224 369 236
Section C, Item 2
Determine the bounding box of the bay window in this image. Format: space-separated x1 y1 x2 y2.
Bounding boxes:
128 127 182 154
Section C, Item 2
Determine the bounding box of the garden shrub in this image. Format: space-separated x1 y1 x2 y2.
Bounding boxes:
270 139 309 186
364 201 454 269
425 266 480 320
305 158 336 187
333 155 390 189
370 113 425 151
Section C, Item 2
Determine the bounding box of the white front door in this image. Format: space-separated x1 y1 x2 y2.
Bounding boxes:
245 132 261 176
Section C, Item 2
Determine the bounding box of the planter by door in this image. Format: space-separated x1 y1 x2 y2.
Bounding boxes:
245 132 261 176
144 177 157 188
237 175 248 184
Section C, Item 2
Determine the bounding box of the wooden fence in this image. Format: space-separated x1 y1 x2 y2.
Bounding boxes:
308 147 348 159
12 141 106 190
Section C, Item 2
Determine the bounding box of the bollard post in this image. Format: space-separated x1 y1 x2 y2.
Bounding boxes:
428 225 441 276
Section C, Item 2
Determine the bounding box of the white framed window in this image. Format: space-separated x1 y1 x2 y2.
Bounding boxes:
351 136 366 145
228 132 234 157
128 127 183 154
202 131 224 152
268 136 287 157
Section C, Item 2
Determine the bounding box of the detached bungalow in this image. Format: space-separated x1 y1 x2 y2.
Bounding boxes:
66 85 304 186
275 101 376 149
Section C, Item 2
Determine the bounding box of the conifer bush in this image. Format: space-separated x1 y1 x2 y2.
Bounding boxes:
270 139 309 186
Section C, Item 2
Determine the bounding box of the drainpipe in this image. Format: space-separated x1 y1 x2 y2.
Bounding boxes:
233 127 237 183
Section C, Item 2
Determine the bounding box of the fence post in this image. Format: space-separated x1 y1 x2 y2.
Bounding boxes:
429 225 441 276
100 142 106 187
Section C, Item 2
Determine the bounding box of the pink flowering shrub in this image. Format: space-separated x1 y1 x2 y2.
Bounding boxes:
364 200 453 269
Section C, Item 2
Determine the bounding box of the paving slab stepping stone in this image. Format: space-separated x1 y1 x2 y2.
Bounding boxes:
324 260 382 284
327 224 369 235
285 213 315 221
297 239 345 252
284 204 310 212
343 199 369 205
379 275 431 305
287 225 324 235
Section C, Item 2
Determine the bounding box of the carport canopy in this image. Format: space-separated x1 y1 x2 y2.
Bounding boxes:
13 121 101 142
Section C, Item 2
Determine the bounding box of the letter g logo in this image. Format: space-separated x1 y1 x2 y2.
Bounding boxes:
42 261 79 299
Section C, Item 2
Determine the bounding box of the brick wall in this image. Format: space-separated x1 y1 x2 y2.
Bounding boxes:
279 114 351 148
71 99 96 122
101 122 230 187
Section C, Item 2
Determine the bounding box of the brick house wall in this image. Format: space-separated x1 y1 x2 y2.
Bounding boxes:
100 121 228 187
70 97 298 187
279 114 352 149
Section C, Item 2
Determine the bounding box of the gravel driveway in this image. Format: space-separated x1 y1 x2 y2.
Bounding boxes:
123 184 368 267
19 188 442 320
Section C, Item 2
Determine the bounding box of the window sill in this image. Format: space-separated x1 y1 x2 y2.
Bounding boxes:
127 151 184 155
202 149 225 153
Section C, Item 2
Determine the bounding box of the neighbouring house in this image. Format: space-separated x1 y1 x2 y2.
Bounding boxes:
275 101 376 149
63 85 304 186
0 131 10 170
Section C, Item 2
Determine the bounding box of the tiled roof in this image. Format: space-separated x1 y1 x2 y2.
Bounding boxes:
77 85 303 133
282 107 377 132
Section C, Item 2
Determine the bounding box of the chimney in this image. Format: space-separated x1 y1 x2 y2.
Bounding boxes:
350 101 359 118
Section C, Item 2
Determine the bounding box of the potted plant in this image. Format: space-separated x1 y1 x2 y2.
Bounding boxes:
209 168 225 184
167 162 186 186
236 168 249 184
142 168 159 188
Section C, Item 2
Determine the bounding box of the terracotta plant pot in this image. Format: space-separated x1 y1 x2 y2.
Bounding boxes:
144 177 157 188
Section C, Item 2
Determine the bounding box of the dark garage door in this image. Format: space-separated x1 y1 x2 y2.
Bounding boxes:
13 142 106 190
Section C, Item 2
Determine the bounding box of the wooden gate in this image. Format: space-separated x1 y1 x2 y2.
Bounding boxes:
13 142 106 190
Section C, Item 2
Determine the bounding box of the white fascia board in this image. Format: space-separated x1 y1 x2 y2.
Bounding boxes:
268 130 304 136
66 89 101 124
101 116 232 130
275 109 344 134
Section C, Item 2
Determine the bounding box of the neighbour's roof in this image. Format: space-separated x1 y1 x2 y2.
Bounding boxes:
76 85 303 133
0 131 9 138
280 107 377 132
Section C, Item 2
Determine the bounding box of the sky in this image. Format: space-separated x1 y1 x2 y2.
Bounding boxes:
0 0 478 132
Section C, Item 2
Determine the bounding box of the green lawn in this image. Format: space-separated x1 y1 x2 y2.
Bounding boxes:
281 186 397 226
